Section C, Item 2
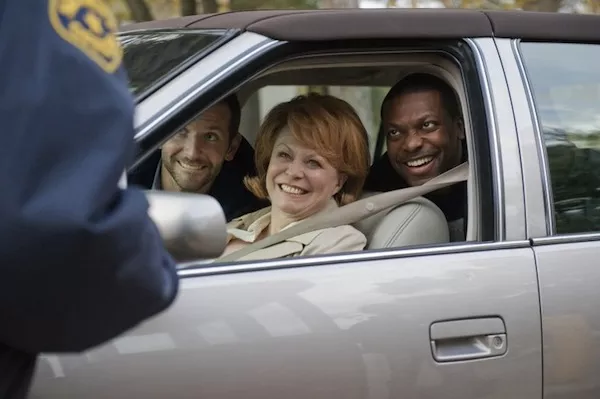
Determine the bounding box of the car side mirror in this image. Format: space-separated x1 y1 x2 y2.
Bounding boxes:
145 191 227 263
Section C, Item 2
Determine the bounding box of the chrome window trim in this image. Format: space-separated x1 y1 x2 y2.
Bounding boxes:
492 39 548 238
532 233 600 246
133 32 282 140
464 38 506 241
510 39 556 236
178 240 532 278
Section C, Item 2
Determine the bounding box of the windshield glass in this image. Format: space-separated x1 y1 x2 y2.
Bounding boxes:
119 29 232 98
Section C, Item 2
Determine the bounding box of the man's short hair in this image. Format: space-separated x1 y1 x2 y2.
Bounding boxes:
219 93 241 143
381 73 462 121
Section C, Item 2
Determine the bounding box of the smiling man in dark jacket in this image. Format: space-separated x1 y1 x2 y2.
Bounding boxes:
0 2 179 397
128 96 265 222
365 73 468 240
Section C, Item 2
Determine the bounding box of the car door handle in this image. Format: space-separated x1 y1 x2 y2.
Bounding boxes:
430 317 507 362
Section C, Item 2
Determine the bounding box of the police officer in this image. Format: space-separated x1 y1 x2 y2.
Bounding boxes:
0 2 179 397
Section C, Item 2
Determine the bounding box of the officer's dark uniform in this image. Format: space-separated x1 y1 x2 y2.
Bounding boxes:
0 2 178 397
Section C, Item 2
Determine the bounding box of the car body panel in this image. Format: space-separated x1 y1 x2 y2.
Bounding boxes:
31 244 541 399
532 237 600 399
514 40 600 399
494 38 552 238
467 38 526 242
510 39 600 399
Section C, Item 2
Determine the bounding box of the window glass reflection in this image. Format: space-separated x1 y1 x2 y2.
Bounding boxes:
521 42 600 234
119 30 227 97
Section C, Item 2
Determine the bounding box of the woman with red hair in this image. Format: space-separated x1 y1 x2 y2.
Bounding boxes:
221 93 371 261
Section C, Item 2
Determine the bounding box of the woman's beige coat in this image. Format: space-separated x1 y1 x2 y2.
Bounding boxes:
222 200 367 262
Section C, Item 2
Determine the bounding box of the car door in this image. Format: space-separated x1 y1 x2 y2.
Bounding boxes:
30 32 542 399
510 39 600 399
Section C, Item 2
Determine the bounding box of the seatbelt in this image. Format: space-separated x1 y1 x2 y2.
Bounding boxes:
218 162 469 262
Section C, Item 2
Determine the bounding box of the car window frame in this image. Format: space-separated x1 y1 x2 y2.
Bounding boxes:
134 34 509 274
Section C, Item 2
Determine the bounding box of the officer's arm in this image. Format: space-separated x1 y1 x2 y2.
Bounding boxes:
0 2 178 353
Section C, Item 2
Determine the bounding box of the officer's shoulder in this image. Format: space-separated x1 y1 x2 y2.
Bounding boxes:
48 0 123 74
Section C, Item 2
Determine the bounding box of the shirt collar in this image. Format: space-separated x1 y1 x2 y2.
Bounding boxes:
226 210 272 244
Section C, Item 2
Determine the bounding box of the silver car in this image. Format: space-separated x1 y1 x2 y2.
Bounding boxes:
30 8 600 399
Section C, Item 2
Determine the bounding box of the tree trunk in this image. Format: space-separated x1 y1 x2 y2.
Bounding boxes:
124 0 153 21
202 0 219 13
181 0 197 15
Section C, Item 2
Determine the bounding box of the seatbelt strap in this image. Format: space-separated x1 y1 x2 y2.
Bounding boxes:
219 162 469 262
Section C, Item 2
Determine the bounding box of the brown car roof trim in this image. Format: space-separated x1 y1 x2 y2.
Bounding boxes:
245 9 492 40
121 9 600 43
485 10 600 43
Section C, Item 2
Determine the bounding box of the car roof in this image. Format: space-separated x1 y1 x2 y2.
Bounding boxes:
119 8 600 43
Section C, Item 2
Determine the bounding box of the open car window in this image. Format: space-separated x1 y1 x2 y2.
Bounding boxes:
119 29 237 99
128 34 488 266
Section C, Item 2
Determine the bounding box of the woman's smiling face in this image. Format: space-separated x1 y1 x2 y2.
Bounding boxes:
266 128 346 221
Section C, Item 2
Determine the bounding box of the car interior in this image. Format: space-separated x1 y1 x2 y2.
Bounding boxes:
134 50 482 264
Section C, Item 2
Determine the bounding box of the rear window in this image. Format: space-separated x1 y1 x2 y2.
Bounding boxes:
119 29 234 98
520 42 600 234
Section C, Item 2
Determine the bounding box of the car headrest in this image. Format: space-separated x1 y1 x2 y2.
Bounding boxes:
353 191 450 250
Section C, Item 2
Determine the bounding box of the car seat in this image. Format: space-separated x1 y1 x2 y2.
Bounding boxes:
353 192 450 250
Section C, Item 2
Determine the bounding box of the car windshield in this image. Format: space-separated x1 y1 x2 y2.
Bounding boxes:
119 29 233 98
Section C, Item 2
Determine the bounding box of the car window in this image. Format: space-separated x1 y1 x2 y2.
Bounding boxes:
133 43 482 264
520 42 600 235
119 29 232 98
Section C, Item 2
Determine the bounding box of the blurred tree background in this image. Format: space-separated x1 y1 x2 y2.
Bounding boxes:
109 0 320 22
108 0 599 23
